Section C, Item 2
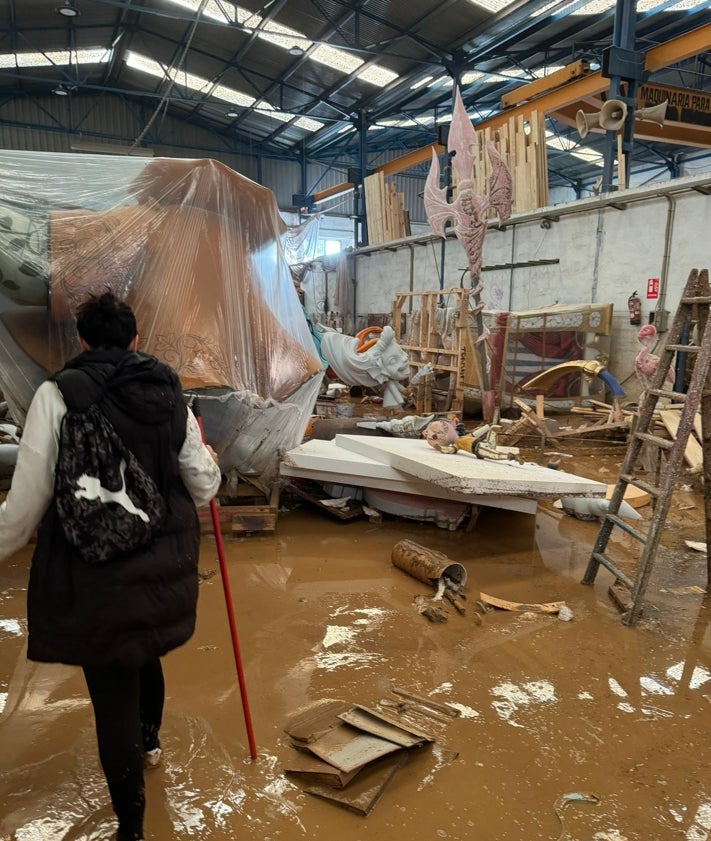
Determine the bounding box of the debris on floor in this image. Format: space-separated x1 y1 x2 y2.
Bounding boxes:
283 691 458 815
553 791 601 841
391 539 469 622
479 592 568 615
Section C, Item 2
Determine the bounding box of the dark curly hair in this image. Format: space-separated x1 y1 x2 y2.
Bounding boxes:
76 291 137 350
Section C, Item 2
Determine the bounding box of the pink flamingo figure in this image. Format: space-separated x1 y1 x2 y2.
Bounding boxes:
635 323 674 393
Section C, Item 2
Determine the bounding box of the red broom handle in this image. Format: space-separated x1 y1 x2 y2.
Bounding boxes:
191 396 258 761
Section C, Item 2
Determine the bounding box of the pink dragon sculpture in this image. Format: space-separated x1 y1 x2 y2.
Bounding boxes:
424 87 512 421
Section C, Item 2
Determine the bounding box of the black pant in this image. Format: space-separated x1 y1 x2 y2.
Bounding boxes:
83 658 165 841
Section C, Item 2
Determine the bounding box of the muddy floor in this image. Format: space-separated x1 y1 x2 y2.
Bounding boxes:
1 433 710 841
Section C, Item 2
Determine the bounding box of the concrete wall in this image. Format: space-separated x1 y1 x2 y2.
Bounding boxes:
303 172 711 404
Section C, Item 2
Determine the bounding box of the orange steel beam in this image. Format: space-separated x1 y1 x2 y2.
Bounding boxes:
500 59 592 109
310 22 711 205
645 21 711 71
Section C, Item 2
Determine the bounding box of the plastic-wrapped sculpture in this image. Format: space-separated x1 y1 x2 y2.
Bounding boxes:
424 88 512 422
0 151 323 491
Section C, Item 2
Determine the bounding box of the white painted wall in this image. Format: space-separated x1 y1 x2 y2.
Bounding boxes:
306 172 711 403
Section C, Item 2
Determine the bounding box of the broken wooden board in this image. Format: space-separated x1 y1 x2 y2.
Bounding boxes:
304 722 403 773
480 592 565 614
305 750 408 816
337 705 434 747
605 483 650 509
658 410 703 470
284 754 362 789
284 699 352 745
281 438 537 514
286 480 365 521
333 434 606 499
198 485 279 535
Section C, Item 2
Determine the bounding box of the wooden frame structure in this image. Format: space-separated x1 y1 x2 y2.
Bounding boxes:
392 288 472 415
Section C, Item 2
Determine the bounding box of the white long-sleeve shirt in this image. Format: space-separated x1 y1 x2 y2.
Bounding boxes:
0 381 221 562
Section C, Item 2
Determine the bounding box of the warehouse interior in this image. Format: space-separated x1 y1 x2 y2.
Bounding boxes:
1 2 711 841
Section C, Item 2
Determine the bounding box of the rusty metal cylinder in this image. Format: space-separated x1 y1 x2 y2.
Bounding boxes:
391 539 467 587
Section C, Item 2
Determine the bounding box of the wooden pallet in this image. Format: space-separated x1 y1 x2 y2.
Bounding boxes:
198 484 280 535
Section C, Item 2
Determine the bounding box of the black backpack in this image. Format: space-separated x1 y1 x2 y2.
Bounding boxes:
53 370 167 564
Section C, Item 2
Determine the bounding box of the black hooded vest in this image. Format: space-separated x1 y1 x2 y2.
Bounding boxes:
27 349 201 669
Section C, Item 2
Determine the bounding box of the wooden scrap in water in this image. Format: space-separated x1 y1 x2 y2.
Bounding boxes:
284 755 362 789
284 698 351 745
305 750 408 816
337 705 434 746
304 721 403 773
391 687 460 717
479 592 566 614
413 593 449 622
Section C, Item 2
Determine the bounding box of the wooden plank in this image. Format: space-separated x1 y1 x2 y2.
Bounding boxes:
658 409 704 469
198 485 279 535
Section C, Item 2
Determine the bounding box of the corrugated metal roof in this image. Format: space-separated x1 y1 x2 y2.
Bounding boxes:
0 0 708 198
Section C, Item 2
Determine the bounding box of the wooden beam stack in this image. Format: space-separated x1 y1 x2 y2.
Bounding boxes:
364 172 411 244
470 110 549 213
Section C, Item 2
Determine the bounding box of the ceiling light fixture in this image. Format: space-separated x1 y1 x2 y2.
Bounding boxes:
288 46 304 56
53 85 70 95
225 110 239 117
56 1 80 17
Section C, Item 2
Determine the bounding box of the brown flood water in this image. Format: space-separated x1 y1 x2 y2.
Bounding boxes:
1 438 710 841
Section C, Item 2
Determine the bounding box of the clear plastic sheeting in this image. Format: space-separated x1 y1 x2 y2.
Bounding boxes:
0 151 323 489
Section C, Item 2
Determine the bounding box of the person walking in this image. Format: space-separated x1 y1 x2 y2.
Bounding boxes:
0 291 222 841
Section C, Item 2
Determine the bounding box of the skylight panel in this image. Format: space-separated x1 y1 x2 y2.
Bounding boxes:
531 65 565 77
211 84 255 107
294 116 324 132
497 68 528 78
531 0 579 17
254 18 311 52
429 76 453 87
0 48 112 68
311 44 363 75
546 132 604 165
571 0 615 13
660 0 709 8
467 0 519 11
461 71 485 84
126 51 255 106
357 65 399 87
165 0 235 23
257 101 323 131
125 51 323 132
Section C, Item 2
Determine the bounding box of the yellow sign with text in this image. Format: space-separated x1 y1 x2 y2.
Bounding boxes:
638 84 711 127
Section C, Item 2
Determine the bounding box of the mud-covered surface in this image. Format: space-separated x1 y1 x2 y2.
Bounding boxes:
1 434 710 841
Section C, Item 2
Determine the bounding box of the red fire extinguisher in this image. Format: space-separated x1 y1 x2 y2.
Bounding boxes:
628 291 642 325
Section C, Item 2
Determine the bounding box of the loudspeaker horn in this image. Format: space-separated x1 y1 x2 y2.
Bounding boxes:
634 100 668 127
599 99 627 131
576 108 601 139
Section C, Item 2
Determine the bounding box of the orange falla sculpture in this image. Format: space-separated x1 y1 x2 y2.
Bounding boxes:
424 87 512 422
0 153 323 490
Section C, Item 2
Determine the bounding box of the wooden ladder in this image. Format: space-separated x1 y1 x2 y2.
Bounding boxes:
581 268 711 625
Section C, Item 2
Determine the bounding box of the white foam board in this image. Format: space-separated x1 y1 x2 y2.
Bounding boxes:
280 462 538 515
333 434 606 499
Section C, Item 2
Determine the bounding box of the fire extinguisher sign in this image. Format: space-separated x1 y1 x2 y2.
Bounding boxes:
647 278 660 299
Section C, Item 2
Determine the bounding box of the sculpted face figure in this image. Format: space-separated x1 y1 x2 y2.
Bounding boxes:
422 418 460 449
